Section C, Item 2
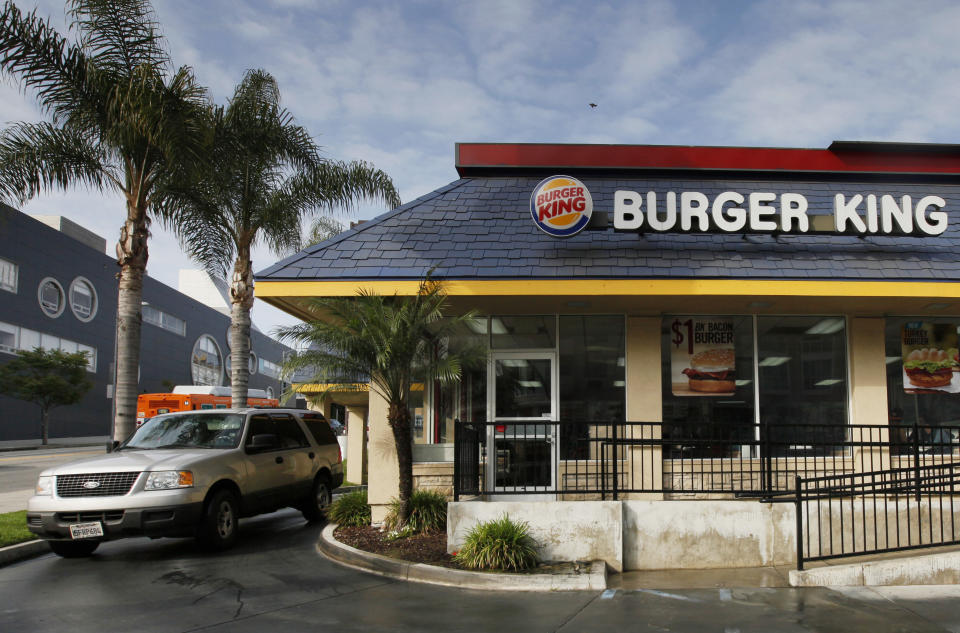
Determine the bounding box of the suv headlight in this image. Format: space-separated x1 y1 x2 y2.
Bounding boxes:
35 476 53 496
144 471 194 490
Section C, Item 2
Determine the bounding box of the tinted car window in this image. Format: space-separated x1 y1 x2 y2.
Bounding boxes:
245 415 274 447
273 415 309 448
124 413 244 449
303 418 337 446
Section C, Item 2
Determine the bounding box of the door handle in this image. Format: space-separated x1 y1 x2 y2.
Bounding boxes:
308 452 315 459
275 456 284 464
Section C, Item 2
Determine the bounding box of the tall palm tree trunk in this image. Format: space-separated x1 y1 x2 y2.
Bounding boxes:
112 203 148 442
388 401 414 523
229 246 254 408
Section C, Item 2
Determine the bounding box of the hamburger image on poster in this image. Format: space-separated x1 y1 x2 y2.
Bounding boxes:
901 323 960 394
670 317 736 396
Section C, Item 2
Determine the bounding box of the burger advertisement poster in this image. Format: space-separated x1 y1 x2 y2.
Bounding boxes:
901 323 960 394
670 317 736 396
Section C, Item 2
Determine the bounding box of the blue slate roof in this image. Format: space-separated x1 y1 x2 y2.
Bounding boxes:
256 175 960 283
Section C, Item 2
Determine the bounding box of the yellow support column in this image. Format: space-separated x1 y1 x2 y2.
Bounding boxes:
849 317 891 473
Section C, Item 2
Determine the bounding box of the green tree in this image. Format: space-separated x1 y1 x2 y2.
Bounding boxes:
0 348 93 444
0 0 210 442
160 69 400 408
277 278 481 525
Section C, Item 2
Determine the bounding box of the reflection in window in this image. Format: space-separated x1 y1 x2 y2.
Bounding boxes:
0 257 18 293
559 316 625 460
491 316 556 349
191 335 222 385
757 316 848 453
495 358 551 418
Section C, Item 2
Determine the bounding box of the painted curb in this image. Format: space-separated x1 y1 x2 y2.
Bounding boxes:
0 540 49 567
318 523 606 591
790 550 960 587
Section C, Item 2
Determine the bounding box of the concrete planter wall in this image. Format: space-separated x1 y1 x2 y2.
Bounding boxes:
447 498 960 571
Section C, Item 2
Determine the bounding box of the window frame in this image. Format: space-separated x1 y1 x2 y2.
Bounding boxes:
37 277 65 318
68 276 98 322
0 257 18 293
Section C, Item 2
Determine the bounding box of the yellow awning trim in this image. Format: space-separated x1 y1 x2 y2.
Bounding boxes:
257 279 960 299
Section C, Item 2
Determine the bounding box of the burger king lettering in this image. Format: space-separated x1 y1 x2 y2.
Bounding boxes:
611 190 947 237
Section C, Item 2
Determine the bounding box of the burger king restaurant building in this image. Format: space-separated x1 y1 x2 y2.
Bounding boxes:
256 142 960 571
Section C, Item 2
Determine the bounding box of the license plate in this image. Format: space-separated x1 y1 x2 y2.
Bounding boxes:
69 522 103 539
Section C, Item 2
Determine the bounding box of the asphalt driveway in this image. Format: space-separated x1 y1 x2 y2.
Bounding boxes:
4 509 960 633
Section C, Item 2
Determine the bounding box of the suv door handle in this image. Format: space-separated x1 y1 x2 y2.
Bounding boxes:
275 456 284 464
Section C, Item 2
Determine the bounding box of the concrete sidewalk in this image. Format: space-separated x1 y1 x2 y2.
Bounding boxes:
0 436 109 452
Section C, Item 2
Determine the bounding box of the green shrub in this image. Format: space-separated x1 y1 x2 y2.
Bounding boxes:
384 489 448 534
327 490 371 527
454 515 540 571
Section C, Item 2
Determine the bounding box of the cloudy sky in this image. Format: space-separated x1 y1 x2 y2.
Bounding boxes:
3 0 960 332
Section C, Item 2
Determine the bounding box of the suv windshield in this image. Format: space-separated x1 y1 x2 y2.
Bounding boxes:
123 413 245 450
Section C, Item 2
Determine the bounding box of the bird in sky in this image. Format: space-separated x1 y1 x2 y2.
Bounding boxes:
589 103 598 108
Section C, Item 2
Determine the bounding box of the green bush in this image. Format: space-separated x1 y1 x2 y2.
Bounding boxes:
327 490 371 527
384 489 448 534
454 515 540 571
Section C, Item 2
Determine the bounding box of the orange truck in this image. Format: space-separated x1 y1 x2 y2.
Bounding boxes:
136 385 279 425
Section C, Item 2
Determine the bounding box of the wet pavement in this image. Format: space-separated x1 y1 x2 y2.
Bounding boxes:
3 508 960 632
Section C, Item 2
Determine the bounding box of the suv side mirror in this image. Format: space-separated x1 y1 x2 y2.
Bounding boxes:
246 433 279 453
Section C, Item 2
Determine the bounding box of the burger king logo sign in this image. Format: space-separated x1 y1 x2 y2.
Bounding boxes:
530 175 593 237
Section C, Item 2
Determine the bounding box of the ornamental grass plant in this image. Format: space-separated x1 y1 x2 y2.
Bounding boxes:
384 489 447 534
454 515 540 571
327 490 371 527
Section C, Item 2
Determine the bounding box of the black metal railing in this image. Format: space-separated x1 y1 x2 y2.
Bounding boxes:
452 419 960 500
794 462 960 570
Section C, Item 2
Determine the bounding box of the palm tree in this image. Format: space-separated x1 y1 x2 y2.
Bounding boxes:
0 0 210 442
160 69 400 408
277 278 481 525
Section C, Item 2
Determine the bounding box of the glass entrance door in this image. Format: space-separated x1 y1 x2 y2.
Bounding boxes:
487 351 557 497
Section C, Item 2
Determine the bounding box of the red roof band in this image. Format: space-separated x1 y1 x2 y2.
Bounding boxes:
455 142 960 176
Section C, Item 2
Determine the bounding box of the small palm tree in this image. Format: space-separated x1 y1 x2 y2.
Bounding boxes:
277 278 482 525
160 69 400 407
0 0 210 442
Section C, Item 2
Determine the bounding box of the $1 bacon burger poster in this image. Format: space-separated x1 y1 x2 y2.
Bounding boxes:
670 317 736 397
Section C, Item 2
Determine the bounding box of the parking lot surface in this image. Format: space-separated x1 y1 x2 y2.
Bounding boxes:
4 509 960 632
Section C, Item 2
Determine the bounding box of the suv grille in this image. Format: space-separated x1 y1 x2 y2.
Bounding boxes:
57 511 124 523
57 472 141 497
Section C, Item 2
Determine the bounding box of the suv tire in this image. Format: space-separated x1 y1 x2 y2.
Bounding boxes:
196 489 239 550
301 474 332 522
49 540 99 558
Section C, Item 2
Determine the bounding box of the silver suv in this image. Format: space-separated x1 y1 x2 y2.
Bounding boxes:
26 408 344 558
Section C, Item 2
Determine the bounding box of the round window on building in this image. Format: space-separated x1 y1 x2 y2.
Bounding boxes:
224 351 257 374
69 277 97 321
191 335 223 386
37 277 65 318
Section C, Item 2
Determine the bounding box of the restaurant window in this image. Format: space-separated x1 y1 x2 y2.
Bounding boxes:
885 318 960 453
490 315 556 349
661 315 848 457
427 318 489 445
559 315 625 460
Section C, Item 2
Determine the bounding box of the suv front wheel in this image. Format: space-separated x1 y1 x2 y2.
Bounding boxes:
196 489 239 550
300 474 332 522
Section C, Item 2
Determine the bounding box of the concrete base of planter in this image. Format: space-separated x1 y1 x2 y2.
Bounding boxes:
318 523 606 591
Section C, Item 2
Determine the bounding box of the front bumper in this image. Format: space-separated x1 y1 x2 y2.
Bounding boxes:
26 503 203 541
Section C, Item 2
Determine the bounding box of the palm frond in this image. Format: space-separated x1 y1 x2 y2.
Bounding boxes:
67 0 168 74
0 121 108 204
309 159 402 212
0 2 96 125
